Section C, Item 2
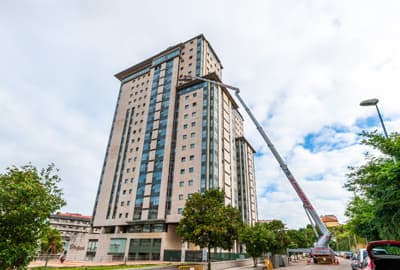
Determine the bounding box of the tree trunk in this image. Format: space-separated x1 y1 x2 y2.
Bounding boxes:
253 256 257 267
207 246 211 270
44 253 49 269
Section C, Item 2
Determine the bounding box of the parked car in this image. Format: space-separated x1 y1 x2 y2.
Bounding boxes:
358 240 400 270
351 248 367 270
344 251 353 259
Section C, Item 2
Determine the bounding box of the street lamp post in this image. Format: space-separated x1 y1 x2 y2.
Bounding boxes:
360 98 396 163
360 98 389 138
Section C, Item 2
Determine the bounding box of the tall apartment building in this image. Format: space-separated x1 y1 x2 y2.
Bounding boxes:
86 34 257 261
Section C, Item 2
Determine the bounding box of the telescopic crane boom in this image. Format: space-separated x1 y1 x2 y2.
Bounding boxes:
182 75 334 264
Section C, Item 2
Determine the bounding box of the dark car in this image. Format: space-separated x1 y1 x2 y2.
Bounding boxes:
359 240 400 270
345 251 353 259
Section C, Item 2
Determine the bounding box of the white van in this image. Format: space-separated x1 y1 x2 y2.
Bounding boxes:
351 248 367 270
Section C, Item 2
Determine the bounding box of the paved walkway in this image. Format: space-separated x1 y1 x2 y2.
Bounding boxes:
29 260 177 268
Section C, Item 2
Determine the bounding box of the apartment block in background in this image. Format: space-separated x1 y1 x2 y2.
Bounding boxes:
83 34 257 261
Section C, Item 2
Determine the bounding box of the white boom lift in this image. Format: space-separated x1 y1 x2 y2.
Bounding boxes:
182 75 336 264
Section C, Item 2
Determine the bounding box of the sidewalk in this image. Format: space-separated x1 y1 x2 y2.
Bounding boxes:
29 259 176 268
220 263 296 270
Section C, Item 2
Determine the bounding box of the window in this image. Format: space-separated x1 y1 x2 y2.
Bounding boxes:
126 168 130 173
180 169 185 174
181 157 186 162
108 238 126 254
123 190 126 195
191 132 196 138
119 213 122 218
190 143 195 149
189 155 195 160
189 167 194 173
193 93 197 97
185 95 189 100
125 213 128 218
121 201 124 206
191 122 196 127
182 145 187 151
183 134 187 140
179 194 184 200
124 179 128 184
179 181 184 187
127 201 131 206
130 178 134 183
188 193 193 198
129 189 132 194
192 112 196 117
178 208 183 214
192 102 197 107
188 179 193 186
184 114 188 119
184 104 189 109
183 124 188 129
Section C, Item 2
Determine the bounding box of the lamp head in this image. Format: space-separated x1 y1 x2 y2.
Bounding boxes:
360 98 379 106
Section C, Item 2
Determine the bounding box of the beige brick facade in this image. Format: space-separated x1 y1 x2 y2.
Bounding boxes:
77 34 257 262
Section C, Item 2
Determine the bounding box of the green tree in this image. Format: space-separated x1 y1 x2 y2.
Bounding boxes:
345 131 400 240
286 225 316 249
239 223 274 267
40 228 63 269
263 220 290 254
0 164 66 270
176 189 242 270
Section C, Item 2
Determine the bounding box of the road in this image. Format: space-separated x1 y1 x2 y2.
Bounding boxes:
282 257 351 270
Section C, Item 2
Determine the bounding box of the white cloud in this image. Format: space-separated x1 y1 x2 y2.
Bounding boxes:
1 0 399 228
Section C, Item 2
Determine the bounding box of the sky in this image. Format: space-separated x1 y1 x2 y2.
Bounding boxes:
1 0 400 229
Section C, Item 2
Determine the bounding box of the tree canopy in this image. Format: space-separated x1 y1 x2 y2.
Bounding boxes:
345 131 400 240
0 164 66 270
239 223 274 266
40 227 63 268
263 220 290 254
176 189 242 269
286 224 315 249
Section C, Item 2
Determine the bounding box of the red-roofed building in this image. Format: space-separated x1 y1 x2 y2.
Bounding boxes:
49 212 96 255
320 215 339 228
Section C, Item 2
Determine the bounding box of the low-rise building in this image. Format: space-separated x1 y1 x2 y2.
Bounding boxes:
320 215 339 228
49 212 96 258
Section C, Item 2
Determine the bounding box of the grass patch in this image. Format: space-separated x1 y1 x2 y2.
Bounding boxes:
31 264 160 270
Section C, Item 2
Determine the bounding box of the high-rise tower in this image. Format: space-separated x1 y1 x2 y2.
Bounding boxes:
87 34 257 261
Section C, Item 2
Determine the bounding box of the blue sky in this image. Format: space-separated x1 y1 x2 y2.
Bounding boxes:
1 0 400 228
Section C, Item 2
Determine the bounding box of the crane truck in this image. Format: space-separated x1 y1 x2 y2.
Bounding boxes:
182 75 336 264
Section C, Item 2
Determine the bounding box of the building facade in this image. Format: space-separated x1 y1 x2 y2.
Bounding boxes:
49 213 95 258
83 34 257 261
320 215 339 228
